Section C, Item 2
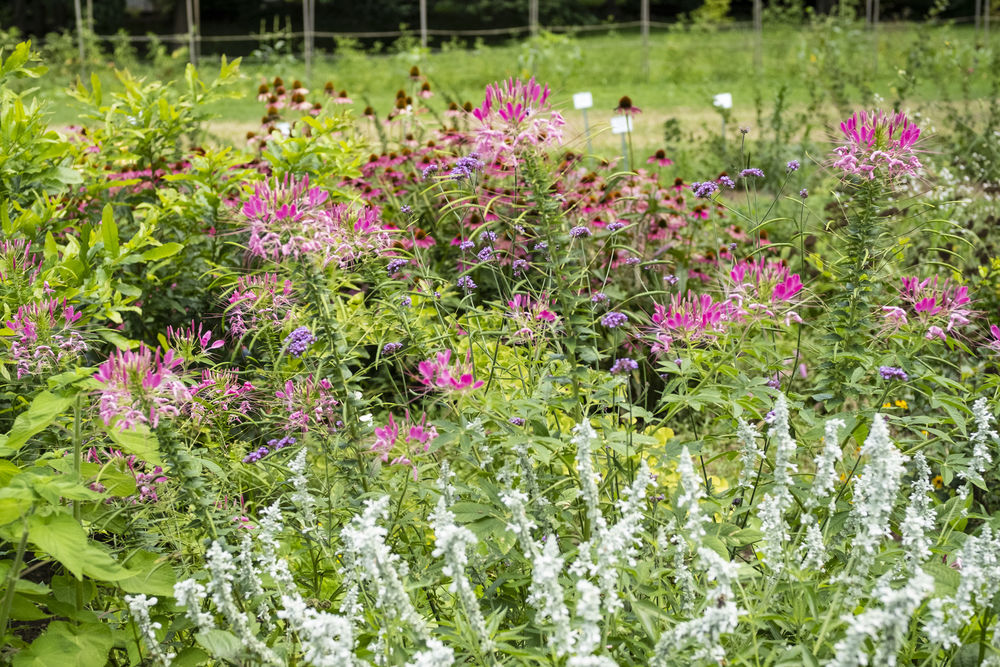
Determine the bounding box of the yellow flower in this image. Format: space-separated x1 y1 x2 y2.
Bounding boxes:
708 475 729 494
932 475 944 490
894 399 909 411
883 402 893 409
650 426 675 447
645 454 680 491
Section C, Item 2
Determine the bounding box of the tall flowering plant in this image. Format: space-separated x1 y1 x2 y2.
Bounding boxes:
823 109 925 391
471 77 565 168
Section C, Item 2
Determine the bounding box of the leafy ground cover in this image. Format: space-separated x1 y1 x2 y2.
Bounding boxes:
0 17 999 666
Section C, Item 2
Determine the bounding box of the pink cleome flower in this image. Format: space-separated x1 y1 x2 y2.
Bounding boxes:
883 275 974 341
725 258 804 326
224 273 295 339
7 299 87 379
275 375 340 434
985 324 1000 354
241 174 389 268
471 77 565 167
416 349 484 392
166 320 225 356
371 411 438 480
94 345 191 431
0 239 42 297
505 293 559 341
189 369 256 424
832 110 922 180
85 447 167 503
648 291 735 354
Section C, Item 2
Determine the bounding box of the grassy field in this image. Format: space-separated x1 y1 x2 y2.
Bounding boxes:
29 21 1000 161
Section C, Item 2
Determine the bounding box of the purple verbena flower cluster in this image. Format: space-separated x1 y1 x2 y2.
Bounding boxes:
285 326 316 357
879 366 909 382
610 358 639 374
601 311 629 328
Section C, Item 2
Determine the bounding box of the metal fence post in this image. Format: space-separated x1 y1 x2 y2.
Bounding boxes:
640 0 650 80
185 0 196 65
73 0 85 65
420 0 428 48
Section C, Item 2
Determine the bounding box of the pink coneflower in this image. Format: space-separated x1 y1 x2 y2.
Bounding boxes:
471 77 565 167
416 349 484 392
334 90 353 104
646 149 673 167
832 110 922 180
94 345 191 431
615 95 642 115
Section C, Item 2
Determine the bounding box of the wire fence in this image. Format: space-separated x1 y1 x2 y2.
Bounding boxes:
87 16 986 45
52 7 991 82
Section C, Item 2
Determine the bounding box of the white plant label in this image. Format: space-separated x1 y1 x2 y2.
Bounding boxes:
713 93 733 109
573 92 594 110
610 116 632 134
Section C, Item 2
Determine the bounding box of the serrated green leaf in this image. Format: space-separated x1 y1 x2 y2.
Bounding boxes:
27 512 134 582
0 390 76 454
118 550 177 597
12 621 113 667
196 629 242 660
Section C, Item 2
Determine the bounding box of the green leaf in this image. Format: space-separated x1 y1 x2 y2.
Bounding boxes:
97 329 134 351
631 598 667 641
0 390 76 454
89 71 102 106
27 512 134 582
0 487 33 526
140 242 183 261
172 647 211 667
118 550 177 597
0 459 20 485
105 424 161 467
101 204 119 259
7 593 49 621
0 560 50 595
12 621 113 667
196 629 242 660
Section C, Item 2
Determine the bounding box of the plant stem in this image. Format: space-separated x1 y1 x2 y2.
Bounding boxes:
0 518 30 640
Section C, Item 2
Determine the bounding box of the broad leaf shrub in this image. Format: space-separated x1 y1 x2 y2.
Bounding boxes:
2 40 1000 666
